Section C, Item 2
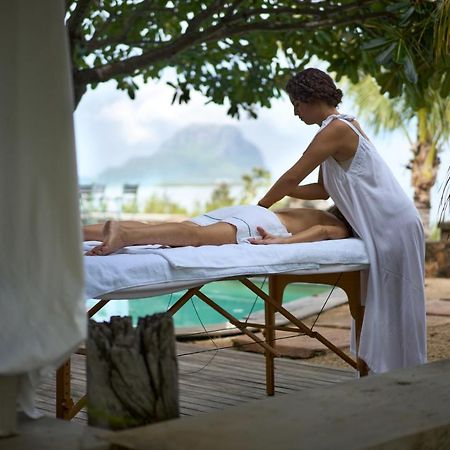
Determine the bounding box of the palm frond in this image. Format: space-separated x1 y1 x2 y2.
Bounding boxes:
438 166 450 224
434 0 450 62
343 75 412 142
426 89 450 146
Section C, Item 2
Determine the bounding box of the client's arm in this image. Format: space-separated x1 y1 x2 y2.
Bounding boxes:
249 223 350 245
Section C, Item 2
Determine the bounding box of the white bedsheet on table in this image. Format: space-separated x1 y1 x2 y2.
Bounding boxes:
84 238 369 300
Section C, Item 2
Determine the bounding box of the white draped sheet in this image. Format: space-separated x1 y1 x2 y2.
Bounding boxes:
83 238 370 299
0 0 86 416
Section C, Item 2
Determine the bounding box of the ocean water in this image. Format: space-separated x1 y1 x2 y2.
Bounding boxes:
82 183 249 215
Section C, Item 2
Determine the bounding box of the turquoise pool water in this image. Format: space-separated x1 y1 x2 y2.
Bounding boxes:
87 280 329 330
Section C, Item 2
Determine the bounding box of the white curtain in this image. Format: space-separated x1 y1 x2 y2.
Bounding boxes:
0 0 86 415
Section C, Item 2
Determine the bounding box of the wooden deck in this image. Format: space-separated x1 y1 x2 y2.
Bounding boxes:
35 342 354 423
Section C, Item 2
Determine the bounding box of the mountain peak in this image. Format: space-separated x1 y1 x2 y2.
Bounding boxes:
97 124 265 185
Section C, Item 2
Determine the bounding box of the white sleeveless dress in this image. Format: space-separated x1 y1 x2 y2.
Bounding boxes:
320 114 426 373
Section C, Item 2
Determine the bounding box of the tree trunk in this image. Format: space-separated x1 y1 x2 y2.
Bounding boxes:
87 313 179 430
73 83 86 110
410 108 440 238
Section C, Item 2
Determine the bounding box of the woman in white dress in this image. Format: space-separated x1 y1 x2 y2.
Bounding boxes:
257 68 426 374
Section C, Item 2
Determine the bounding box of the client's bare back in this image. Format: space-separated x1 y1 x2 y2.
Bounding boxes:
274 207 345 234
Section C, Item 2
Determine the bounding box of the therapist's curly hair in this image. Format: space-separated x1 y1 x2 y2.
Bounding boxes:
286 68 343 107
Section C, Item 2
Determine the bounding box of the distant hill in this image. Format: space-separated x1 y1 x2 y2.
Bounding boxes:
96 124 265 185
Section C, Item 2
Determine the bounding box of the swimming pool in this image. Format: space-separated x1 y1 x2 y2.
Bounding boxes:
87 280 329 335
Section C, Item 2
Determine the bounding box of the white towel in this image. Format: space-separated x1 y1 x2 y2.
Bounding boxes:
84 238 369 299
157 238 368 269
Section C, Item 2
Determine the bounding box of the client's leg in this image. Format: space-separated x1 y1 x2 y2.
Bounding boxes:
83 223 104 241
83 220 160 241
86 220 237 256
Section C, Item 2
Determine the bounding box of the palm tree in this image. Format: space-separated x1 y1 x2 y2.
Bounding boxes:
435 0 450 226
345 75 450 237
439 167 450 226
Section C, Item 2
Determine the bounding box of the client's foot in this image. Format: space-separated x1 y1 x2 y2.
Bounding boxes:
85 220 127 256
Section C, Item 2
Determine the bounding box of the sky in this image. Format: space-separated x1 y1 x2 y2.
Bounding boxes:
74 71 449 224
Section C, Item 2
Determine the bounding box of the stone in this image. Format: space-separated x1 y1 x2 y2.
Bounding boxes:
102 359 450 450
426 299 450 317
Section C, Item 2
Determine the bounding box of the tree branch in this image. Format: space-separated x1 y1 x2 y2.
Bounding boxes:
205 11 392 43
66 0 92 39
73 5 391 87
222 0 384 27
86 5 174 53
185 0 224 33
84 0 383 56
221 0 247 21
74 29 205 85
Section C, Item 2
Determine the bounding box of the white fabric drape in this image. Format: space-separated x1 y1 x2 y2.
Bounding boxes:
0 0 86 414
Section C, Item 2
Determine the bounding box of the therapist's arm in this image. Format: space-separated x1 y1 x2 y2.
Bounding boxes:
257 123 342 208
288 166 329 200
288 171 329 200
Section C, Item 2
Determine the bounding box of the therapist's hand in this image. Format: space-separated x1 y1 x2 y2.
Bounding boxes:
249 227 287 245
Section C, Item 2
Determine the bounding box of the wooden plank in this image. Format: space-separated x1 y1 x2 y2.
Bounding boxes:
180 394 236 410
178 382 254 404
180 376 273 398
180 359 349 390
36 342 352 422
177 343 354 380
189 357 346 384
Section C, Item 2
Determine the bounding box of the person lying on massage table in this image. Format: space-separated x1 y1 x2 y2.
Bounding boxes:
84 204 352 256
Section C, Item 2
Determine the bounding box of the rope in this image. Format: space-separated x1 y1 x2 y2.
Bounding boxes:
179 277 267 374
183 297 219 374
243 277 267 324
178 332 308 360
309 272 343 330
178 273 345 374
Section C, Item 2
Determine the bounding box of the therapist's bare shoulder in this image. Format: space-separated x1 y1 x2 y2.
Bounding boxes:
346 118 372 142
293 123 348 167
311 119 359 157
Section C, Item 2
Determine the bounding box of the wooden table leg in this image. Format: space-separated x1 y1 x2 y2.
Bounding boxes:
266 275 285 396
341 271 368 377
56 359 74 420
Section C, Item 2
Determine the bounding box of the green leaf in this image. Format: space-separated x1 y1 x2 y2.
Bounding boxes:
377 72 403 99
361 38 389 50
386 2 410 13
440 71 450 98
393 41 406 64
399 6 415 26
430 73 442 91
403 53 418 84
375 42 396 65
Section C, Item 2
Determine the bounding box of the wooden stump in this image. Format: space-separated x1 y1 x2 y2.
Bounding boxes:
87 313 179 430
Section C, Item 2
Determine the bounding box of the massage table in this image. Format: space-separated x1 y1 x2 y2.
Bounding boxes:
56 238 370 420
